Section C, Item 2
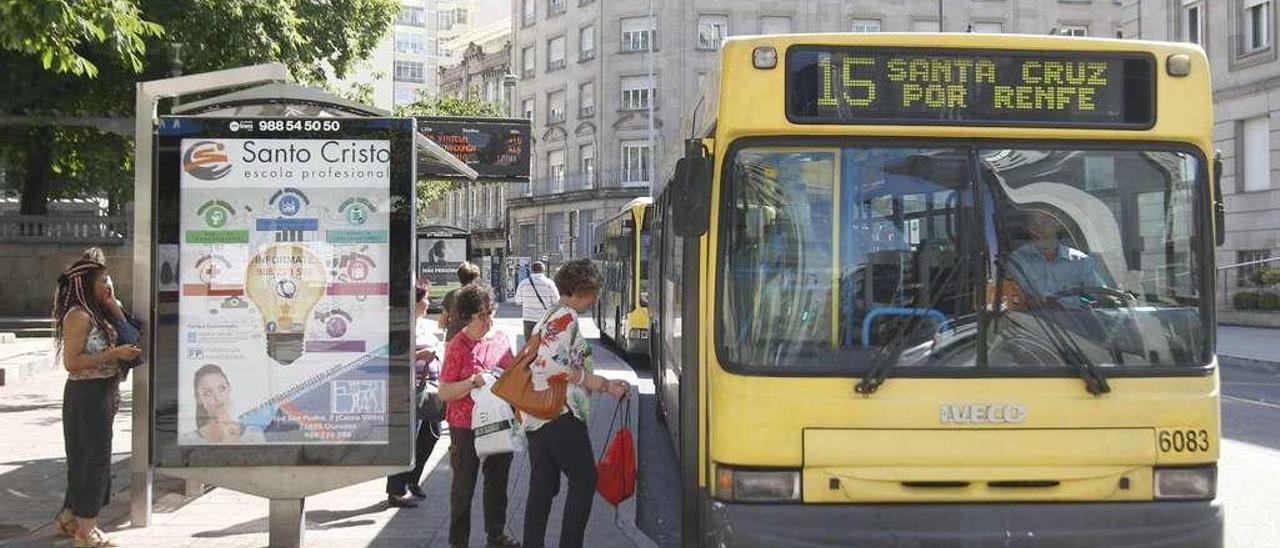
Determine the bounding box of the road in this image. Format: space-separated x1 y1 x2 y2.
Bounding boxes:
623 349 1280 547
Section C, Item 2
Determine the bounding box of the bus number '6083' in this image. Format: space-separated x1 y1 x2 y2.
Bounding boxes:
1159 429 1210 453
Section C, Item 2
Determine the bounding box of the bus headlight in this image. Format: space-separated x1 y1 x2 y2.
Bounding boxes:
717 466 801 502
1154 465 1216 500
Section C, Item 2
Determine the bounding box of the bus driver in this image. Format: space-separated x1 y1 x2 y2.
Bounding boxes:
1009 209 1113 299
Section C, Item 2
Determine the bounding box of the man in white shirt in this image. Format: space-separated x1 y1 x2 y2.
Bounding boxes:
514 261 558 341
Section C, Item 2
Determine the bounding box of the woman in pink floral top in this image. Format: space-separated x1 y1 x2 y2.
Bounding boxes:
522 259 628 548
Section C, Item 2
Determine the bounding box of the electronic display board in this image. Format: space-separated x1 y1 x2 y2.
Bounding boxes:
153 117 415 468
787 47 1155 128
416 117 530 180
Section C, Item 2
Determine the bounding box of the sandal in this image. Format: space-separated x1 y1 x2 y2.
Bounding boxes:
73 527 117 547
53 508 76 537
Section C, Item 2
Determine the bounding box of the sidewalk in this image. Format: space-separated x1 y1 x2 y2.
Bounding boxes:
1218 324 1280 373
2 303 654 547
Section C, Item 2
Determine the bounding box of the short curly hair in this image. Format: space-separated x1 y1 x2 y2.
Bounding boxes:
554 259 602 297
454 282 494 324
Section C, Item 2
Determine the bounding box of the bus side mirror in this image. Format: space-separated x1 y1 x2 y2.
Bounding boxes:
1213 151 1225 247
674 139 712 237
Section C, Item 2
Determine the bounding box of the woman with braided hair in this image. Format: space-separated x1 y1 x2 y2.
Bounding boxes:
50 258 140 547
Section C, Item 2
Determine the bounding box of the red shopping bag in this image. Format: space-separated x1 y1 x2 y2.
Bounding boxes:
596 398 636 506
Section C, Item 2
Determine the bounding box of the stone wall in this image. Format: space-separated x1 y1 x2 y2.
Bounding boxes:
0 243 134 318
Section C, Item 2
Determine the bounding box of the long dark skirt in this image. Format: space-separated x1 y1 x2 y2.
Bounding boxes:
62 377 116 519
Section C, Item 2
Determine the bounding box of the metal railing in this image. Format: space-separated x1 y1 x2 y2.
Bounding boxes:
0 214 129 243
522 169 649 197
1208 256 1280 308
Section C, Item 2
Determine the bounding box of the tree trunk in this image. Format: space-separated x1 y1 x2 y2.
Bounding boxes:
18 127 52 215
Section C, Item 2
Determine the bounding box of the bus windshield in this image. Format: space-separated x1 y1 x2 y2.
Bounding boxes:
718 143 1207 374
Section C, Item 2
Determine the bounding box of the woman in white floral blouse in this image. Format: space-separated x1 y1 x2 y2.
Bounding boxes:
522 259 629 548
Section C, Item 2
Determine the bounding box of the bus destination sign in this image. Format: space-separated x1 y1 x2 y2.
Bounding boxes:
787 47 1155 128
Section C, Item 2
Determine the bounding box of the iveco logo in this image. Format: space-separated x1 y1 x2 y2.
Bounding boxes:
940 402 1027 424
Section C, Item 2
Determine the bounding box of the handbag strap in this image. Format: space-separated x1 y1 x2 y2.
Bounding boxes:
530 276 547 308
598 396 629 461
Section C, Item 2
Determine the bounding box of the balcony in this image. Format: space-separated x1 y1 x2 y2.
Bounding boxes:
579 49 596 62
579 105 595 118
547 59 566 71
548 110 566 124
548 0 566 16
523 169 650 197
522 67 535 79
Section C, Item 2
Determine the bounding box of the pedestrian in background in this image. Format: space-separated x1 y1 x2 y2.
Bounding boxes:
438 261 482 342
385 283 444 508
514 261 558 342
523 259 629 548
438 283 521 548
52 258 141 547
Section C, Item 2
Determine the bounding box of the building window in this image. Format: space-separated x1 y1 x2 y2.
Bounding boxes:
394 88 417 106
621 140 651 184
579 25 595 61
522 45 535 78
393 60 425 83
1237 249 1273 285
760 15 792 35
971 21 1003 33
549 0 566 17
697 14 729 50
1244 115 1271 192
522 98 535 120
1060 25 1089 36
548 90 566 123
397 6 426 26
621 16 656 52
548 150 566 193
395 32 426 55
522 0 536 26
621 75 655 110
912 19 941 32
548 35 566 71
851 18 881 33
580 143 595 186
1182 1 1204 45
1245 0 1272 53
579 82 595 117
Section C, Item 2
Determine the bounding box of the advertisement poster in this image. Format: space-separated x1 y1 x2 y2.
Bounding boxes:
177 138 391 446
417 234 467 307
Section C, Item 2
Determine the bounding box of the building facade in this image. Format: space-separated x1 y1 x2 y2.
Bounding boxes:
508 0 1127 264
338 0 441 109
1123 0 1280 325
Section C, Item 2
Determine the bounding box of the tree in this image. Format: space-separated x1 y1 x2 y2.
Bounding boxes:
394 92 506 226
0 0 401 214
0 0 161 77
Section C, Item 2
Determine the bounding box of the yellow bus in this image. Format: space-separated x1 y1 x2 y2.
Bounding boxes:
650 34 1224 546
594 197 653 355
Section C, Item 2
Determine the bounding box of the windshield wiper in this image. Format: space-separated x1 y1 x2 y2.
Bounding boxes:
856 260 966 396
1000 256 1111 395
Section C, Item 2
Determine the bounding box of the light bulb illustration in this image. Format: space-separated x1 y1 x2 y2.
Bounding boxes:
244 244 328 365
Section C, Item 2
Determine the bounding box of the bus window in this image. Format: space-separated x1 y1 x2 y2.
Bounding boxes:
982 148 1205 368
719 146 980 370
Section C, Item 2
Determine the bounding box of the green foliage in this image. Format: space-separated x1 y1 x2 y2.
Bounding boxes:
0 0 162 77
395 92 505 226
1234 291 1280 311
1249 267 1280 287
394 92 506 117
0 0 400 212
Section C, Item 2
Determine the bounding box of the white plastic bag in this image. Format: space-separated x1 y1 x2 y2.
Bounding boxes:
472 373 524 457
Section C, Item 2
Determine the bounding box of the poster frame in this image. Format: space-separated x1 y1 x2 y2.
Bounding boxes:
151 116 416 469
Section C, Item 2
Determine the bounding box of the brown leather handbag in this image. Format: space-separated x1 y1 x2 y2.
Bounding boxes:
490 333 568 420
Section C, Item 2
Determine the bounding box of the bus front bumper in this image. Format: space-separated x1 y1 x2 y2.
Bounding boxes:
707 499 1222 548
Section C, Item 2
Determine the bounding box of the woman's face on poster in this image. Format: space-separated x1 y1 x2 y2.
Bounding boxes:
197 372 230 415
